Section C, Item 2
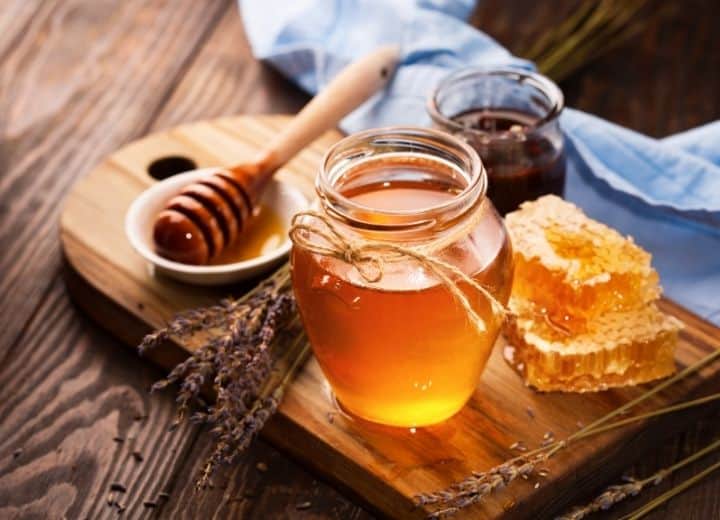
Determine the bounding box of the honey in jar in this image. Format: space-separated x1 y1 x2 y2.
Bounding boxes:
291 128 513 427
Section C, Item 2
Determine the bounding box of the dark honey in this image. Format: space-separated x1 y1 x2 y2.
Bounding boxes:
452 108 566 215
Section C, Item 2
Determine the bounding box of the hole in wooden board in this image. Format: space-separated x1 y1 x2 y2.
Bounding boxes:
147 156 198 180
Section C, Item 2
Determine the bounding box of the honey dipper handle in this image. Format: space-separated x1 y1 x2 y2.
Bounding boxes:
259 45 401 172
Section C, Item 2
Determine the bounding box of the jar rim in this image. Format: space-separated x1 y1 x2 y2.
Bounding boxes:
427 67 565 136
317 126 487 231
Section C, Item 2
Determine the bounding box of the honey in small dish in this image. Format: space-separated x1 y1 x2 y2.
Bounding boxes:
209 205 285 265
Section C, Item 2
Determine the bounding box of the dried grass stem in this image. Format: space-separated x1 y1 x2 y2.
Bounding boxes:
418 348 720 517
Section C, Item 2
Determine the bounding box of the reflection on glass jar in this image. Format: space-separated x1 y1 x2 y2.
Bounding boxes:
428 67 566 215
291 128 513 427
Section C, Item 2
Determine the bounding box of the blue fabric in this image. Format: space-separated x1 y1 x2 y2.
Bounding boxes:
240 0 720 325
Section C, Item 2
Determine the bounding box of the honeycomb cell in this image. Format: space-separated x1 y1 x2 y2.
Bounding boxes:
506 195 660 334
503 195 681 392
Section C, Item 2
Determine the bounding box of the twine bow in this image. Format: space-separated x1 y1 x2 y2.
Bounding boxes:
289 210 506 333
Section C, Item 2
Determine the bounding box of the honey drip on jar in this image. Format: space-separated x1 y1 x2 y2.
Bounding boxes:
292 158 513 427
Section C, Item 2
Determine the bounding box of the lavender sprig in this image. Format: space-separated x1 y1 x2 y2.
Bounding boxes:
558 435 720 519
139 263 307 485
417 451 549 518
417 347 720 518
557 479 644 520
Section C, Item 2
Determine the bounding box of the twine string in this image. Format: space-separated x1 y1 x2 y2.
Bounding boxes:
289 210 506 333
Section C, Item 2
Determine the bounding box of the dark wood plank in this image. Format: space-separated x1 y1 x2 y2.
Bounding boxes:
474 0 720 135
599 415 720 519
0 279 371 520
561 0 720 136
150 4 309 132
162 430 374 520
0 279 198 519
0 0 229 359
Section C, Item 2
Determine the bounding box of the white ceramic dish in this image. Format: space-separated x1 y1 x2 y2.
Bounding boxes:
125 168 308 286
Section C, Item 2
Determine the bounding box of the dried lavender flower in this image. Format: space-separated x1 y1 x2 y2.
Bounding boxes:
556 481 644 520
140 264 309 487
417 450 548 514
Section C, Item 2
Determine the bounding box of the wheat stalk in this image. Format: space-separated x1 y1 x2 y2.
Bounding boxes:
518 0 671 82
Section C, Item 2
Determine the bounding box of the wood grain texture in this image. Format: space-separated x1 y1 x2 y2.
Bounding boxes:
0 275 366 520
161 429 374 520
2 0 720 518
59 115 720 519
0 0 228 358
151 5 309 132
0 278 197 519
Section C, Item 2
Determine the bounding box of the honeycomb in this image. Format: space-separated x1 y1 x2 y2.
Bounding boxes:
503 195 681 392
503 298 681 392
505 196 660 334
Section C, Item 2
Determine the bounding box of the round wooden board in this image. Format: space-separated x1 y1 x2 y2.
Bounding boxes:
59 116 720 520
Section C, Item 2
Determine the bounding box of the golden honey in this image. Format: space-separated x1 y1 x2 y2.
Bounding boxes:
291 128 513 427
505 195 660 334
503 196 681 392
210 205 285 265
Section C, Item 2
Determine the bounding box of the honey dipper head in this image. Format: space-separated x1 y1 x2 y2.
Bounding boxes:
151 166 259 265
153 209 210 265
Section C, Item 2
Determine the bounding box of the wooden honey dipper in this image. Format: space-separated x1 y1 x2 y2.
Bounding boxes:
153 45 400 265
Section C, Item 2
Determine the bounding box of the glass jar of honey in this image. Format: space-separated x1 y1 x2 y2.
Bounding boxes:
290 128 513 427
428 67 566 215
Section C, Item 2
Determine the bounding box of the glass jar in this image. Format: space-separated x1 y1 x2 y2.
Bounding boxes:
291 128 513 427
428 67 566 215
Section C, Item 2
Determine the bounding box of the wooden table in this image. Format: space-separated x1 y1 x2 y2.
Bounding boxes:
1 1 718 518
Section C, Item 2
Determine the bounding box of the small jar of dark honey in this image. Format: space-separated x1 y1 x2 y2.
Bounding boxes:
291 128 513 427
428 67 566 215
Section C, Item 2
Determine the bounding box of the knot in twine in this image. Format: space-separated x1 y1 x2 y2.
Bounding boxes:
289 210 506 333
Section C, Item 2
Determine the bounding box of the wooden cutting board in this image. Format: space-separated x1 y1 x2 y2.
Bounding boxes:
60 115 720 519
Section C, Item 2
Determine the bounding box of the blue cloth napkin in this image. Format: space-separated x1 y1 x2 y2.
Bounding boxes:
240 0 720 325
